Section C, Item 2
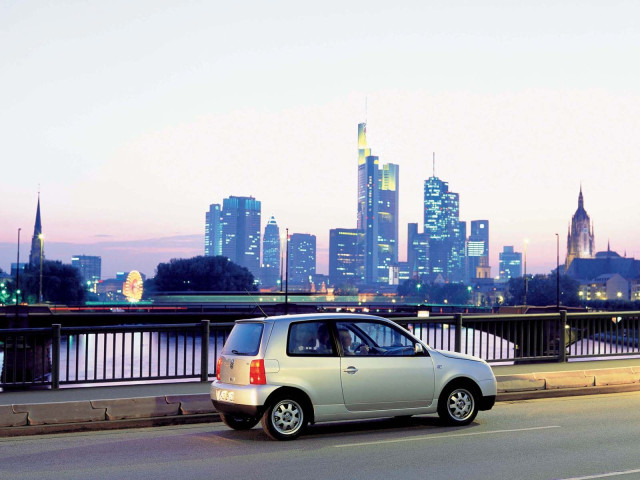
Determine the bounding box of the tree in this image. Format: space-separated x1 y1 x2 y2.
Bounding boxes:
19 261 85 304
505 274 579 307
150 256 256 293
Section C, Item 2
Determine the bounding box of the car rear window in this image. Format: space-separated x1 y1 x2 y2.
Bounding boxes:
222 322 264 356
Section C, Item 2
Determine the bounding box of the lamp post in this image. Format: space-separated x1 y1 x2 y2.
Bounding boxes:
16 228 21 309
38 233 44 303
556 233 560 311
285 228 289 314
523 239 528 306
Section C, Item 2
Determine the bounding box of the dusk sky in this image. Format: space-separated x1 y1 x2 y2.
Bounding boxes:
2 1 639 279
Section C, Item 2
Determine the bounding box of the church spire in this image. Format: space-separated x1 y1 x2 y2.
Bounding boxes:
28 193 44 266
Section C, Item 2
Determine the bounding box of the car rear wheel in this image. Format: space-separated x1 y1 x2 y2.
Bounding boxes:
220 413 260 431
261 396 307 441
437 384 479 426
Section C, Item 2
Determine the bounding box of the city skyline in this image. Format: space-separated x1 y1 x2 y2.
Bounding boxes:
2 2 640 278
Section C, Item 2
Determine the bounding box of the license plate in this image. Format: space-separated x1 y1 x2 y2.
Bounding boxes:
217 390 235 402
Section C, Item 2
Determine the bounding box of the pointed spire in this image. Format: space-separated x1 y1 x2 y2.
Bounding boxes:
34 191 42 237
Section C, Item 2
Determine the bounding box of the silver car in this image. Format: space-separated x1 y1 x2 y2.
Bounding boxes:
211 313 497 440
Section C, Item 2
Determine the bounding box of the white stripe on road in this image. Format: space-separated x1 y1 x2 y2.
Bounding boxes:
335 425 561 448
556 469 640 480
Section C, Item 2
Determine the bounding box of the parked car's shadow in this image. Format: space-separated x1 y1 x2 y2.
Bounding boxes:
210 415 479 442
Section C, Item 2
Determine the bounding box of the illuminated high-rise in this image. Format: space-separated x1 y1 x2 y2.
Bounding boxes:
71 255 102 284
220 196 261 279
499 246 522 281
407 223 429 280
356 123 399 284
288 233 316 287
204 204 222 257
261 216 280 289
329 228 364 286
424 175 464 282
466 220 490 282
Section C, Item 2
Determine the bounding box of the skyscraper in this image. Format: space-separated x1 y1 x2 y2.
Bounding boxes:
261 216 281 289
407 223 429 280
423 174 464 282
288 233 316 287
220 196 261 279
356 123 400 284
499 246 522 281
204 204 222 257
377 163 399 283
71 255 102 285
29 194 44 267
329 228 364 286
466 220 490 283
565 186 595 272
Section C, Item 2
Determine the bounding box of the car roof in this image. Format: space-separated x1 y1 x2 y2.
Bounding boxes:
235 313 389 324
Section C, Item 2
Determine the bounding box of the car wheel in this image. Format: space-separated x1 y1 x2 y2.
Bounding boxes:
261 395 307 441
437 384 479 426
220 413 260 430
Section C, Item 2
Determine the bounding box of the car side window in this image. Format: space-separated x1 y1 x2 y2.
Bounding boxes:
287 321 335 356
336 321 417 357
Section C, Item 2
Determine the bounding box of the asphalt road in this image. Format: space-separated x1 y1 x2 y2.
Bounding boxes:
2 392 640 480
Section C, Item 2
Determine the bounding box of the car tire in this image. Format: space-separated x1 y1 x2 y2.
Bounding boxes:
261 395 307 441
437 383 479 426
220 413 260 431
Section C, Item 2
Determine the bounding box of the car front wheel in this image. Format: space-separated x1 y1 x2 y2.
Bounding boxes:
261 396 307 441
220 413 260 430
437 384 479 426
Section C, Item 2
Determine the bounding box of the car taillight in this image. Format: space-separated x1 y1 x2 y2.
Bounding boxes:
250 359 266 385
216 357 222 381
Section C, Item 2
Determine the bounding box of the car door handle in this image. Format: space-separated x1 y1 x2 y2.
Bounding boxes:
343 366 358 374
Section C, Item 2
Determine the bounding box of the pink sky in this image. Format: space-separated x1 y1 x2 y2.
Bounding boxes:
2 2 639 279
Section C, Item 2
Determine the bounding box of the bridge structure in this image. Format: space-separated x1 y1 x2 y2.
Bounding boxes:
1 302 639 390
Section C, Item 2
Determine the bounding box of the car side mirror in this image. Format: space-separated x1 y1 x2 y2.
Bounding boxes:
414 343 424 355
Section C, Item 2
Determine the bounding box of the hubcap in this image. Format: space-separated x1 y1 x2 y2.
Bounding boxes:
272 400 303 435
447 389 474 421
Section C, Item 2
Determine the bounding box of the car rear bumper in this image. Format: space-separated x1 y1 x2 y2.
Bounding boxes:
478 395 496 411
210 380 279 417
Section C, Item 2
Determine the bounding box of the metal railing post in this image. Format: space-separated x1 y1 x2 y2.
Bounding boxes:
454 313 463 353
200 320 210 382
559 310 567 363
52 324 61 389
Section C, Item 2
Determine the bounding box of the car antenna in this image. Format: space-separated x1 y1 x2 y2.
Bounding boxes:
245 289 269 318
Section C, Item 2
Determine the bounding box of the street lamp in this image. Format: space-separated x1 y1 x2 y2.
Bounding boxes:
38 233 44 303
16 228 21 309
556 233 560 312
523 239 529 306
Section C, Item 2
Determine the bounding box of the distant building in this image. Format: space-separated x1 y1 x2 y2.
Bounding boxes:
214 196 261 279
356 123 399 285
565 187 595 271
578 273 629 301
261 216 281 289
204 204 222 257
71 255 102 287
424 173 464 282
466 220 490 283
499 246 522 282
28 193 44 267
565 247 640 284
407 223 429 280
329 228 364 286
288 233 316 287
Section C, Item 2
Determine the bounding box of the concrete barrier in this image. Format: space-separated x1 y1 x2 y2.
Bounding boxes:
496 374 545 393
91 397 180 421
536 371 595 389
0 406 28 427
166 394 216 415
12 401 106 425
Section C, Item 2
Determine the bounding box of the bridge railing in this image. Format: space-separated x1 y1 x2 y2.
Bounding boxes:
2 311 640 389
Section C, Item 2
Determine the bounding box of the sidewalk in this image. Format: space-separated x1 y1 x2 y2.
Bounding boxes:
2 358 640 437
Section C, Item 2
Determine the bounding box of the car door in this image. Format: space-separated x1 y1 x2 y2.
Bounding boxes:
337 320 435 412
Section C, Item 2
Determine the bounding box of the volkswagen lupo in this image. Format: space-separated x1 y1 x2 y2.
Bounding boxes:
211 313 496 440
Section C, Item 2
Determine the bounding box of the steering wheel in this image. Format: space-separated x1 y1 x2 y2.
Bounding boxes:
353 343 369 355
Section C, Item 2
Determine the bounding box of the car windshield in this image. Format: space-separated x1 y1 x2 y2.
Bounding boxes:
222 322 264 356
